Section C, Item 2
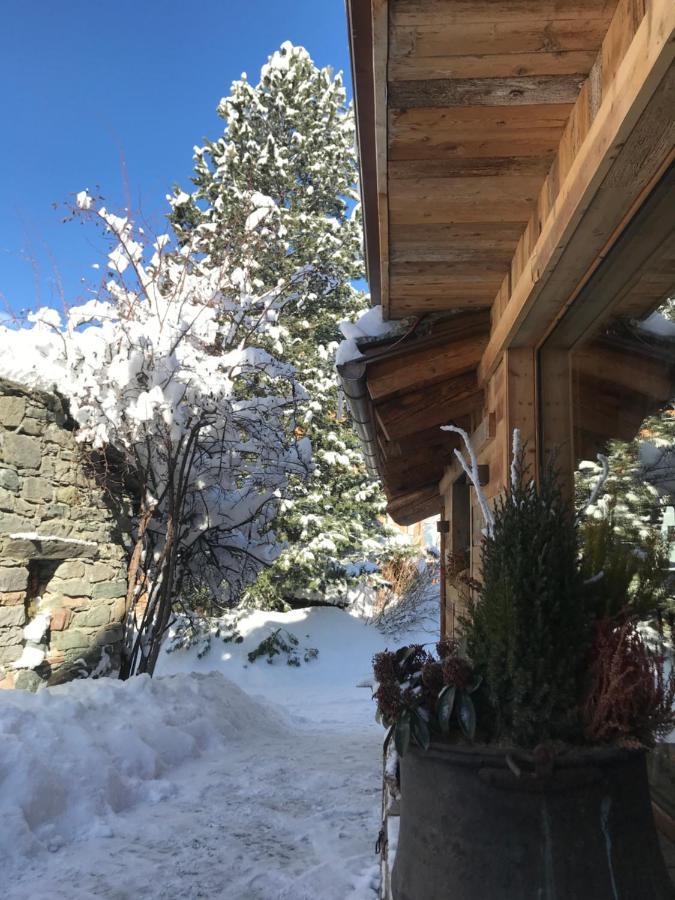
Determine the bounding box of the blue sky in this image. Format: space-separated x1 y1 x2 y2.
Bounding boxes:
0 0 352 316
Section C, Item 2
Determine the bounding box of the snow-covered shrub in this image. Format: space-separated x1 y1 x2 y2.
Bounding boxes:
164 612 244 659
0 196 310 675
246 627 318 667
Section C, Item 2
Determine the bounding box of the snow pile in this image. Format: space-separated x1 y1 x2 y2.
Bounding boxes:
0 671 285 864
158 604 435 730
0 601 439 898
336 304 396 366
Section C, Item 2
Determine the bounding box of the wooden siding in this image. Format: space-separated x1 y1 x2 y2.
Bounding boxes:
385 0 619 319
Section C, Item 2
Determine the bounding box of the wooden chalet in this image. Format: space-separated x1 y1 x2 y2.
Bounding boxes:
340 0 675 637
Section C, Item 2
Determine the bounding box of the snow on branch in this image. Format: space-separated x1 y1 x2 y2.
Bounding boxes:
510 428 521 494
440 424 494 537
577 453 610 520
0 193 312 676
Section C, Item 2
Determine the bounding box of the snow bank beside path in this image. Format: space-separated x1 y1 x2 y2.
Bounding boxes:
157 605 436 730
0 672 285 866
2 604 438 899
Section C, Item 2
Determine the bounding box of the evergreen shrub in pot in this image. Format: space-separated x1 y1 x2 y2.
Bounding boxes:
373 445 675 900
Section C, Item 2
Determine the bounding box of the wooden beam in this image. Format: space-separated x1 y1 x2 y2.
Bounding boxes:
373 0 390 317
375 372 482 441
389 174 541 224
387 484 440 526
389 1 619 29
365 311 489 401
480 0 675 382
537 347 575 500
346 0 382 306
389 51 600 82
388 158 551 180
390 222 523 269
542 161 675 349
504 348 537 480
380 425 461 460
389 75 585 108
389 286 498 315
390 17 613 60
389 104 571 161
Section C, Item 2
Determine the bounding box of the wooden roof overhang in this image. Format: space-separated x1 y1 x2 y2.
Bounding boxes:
346 0 675 521
338 310 490 524
339 310 675 525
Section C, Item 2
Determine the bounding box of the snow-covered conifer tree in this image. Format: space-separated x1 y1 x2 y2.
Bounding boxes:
170 43 391 606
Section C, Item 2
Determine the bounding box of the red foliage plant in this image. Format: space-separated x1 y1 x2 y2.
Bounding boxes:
582 618 675 747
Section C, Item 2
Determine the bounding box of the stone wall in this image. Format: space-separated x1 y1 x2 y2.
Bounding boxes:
0 379 131 690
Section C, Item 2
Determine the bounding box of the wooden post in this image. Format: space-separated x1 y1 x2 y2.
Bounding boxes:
537 346 575 503
437 519 450 639
504 348 537 482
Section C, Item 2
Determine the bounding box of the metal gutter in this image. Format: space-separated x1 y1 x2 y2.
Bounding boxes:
337 355 381 479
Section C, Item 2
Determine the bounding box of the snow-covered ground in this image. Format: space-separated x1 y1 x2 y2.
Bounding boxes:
0 593 438 899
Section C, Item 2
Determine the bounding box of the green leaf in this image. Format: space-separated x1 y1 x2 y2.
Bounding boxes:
375 708 382 725
437 685 457 735
395 645 416 674
395 713 411 756
412 710 431 750
457 691 476 741
467 674 483 695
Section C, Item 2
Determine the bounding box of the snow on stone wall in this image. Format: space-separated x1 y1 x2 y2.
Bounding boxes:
0 378 131 691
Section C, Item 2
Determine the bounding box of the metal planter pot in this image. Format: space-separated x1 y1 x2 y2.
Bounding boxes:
392 742 673 900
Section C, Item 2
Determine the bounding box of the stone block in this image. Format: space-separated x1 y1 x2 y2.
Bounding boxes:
49 608 72 631
13 499 37 518
25 404 48 421
19 417 43 436
43 424 71 448
50 629 92 651
0 645 22 666
45 649 65 668
54 560 85 580
0 396 26 428
0 512 28 535
2 536 96 560
41 502 70 521
1 433 41 470
94 623 123 646
51 578 93 598
0 591 26 606
0 606 25 628
22 477 53 503
0 672 16 690
0 626 24 647
0 566 28 592
56 486 79 505
92 580 127 601
14 670 43 692
88 562 118 583
71 605 111 628
0 468 19 492
0 487 16 510
110 597 127 622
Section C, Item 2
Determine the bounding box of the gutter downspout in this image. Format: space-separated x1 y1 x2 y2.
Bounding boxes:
336 356 381 479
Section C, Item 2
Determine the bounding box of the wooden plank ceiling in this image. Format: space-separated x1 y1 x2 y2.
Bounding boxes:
385 0 619 319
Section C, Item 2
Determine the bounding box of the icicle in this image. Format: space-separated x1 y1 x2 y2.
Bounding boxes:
440 424 494 537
